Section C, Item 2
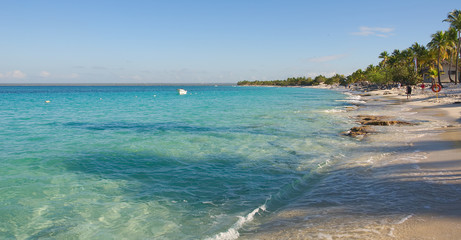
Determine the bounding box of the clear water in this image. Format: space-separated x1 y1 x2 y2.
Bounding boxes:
0 86 355 239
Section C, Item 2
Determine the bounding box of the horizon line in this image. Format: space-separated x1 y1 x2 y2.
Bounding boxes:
0 82 237 87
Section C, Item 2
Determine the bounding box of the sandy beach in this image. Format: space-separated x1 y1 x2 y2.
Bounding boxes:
366 85 461 240
241 84 461 240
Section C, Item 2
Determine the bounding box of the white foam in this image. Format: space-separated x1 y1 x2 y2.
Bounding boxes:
202 201 218 206
206 204 267 240
323 108 346 113
344 92 362 100
349 100 367 104
388 227 395 237
351 228 381 234
317 233 333 240
336 99 367 104
396 214 413 224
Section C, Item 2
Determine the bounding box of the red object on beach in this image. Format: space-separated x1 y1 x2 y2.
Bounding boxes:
431 84 442 93
421 83 425 89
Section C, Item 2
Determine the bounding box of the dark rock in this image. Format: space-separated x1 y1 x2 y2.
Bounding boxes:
357 115 414 126
343 126 373 137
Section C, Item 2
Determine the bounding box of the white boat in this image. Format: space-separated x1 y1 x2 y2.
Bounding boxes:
177 88 187 95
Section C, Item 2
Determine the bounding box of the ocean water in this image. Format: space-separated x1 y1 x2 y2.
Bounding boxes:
0 86 359 239
7 86 458 239
3 86 460 240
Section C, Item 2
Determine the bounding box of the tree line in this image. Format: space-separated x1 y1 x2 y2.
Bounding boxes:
238 9 461 87
237 75 346 87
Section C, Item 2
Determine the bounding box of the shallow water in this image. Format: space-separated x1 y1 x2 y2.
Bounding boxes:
5 86 458 239
0 86 359 239
240 93 461 239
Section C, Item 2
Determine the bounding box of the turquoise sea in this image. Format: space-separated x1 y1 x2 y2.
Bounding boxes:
0 86 358 239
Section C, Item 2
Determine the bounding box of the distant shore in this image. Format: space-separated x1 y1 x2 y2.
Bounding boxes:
0 83 236 86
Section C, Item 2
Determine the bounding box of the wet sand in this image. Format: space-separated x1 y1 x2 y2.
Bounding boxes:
377 86 461 240
241 84 461 239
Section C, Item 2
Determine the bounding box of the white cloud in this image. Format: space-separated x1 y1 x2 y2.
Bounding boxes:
0 70 27 79
12 70 26 78
307 54 347 63
39 71 51 77
351 26 395 37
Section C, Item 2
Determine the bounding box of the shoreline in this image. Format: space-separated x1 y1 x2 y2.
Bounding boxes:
356 85 461 239
241 84 461 239
371 85 461 239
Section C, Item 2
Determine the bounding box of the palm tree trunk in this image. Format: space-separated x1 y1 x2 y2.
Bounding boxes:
449 51 454 82
456 33 460 85
437 53 442 86
457 49 460 84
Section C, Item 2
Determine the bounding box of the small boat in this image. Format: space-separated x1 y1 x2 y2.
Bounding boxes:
177 88 187 95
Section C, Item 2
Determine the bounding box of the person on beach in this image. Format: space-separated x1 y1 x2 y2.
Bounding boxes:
406 85 412 99
421 83 425 93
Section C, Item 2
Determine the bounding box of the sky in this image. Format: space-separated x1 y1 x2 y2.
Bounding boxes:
0 0 459 84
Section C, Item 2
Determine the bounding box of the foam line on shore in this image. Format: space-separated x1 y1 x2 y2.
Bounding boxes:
241 83 461 239
206 204 267 240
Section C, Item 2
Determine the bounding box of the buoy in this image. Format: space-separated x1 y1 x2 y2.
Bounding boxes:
431 84 442 93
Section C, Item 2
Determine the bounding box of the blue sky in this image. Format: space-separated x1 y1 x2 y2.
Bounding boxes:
0 0 459 84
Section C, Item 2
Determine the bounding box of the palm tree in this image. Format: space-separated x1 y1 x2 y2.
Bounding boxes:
401 49 413 60
427 31 450 86
428 67 439 85
444 9 461 84
379 51 389 67
389 49 401 66
409 42 427 74
379 51 390 84
349 69 364 83
446 28 458 82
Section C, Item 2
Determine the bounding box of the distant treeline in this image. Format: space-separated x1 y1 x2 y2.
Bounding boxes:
239 9 461 87
237 74 346 86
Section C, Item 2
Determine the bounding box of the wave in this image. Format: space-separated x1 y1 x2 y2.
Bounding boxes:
337 92 367 104
323 108 346 113
207 158 333 239
336 99 367 104
206 204 267 240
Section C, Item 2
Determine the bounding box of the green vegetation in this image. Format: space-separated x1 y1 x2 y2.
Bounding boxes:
237 74 346 87
238 9 461 87
443 9 461 84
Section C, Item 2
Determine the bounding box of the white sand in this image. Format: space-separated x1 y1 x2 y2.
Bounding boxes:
241 83 461 240
366 84 461 240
